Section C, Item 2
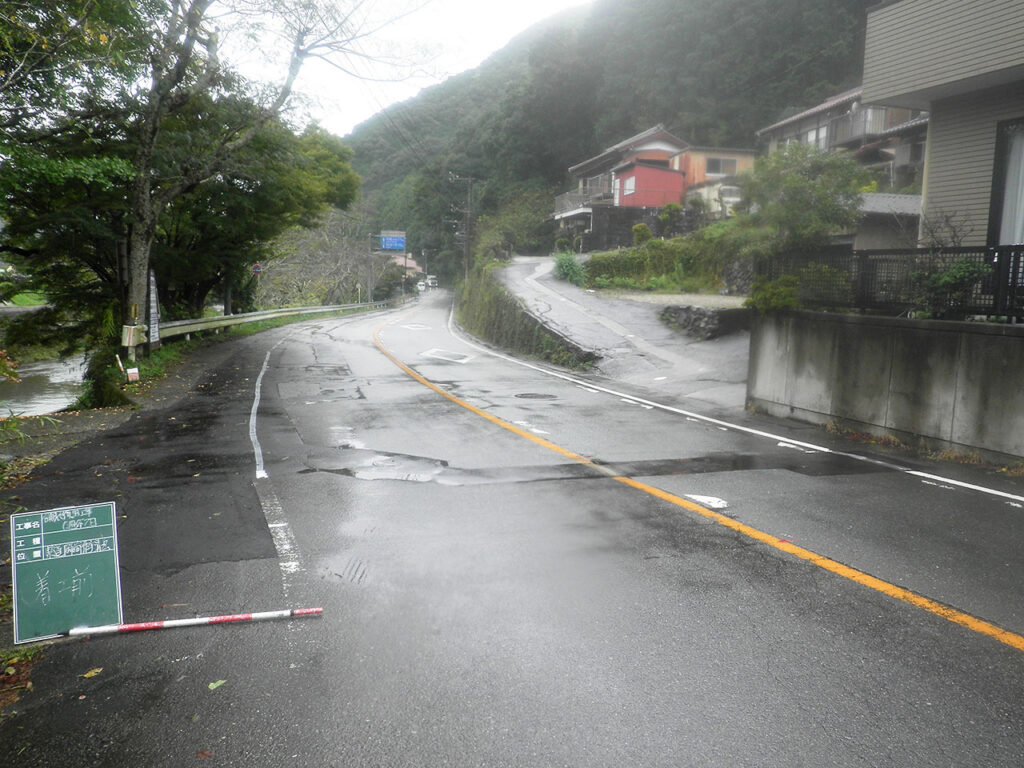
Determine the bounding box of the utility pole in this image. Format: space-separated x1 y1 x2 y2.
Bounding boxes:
366 232 377 302
449 173 475 281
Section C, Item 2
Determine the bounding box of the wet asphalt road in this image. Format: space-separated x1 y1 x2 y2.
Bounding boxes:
2 290 1024 766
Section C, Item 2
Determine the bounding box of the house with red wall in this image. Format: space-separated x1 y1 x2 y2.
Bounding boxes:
612 160 686 208
553 124 690 250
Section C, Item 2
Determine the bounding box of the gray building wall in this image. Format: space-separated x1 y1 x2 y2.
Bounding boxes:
747 312 1024 461
863 0 1024 109
923 83 1024 246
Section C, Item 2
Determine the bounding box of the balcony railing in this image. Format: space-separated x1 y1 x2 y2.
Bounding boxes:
829 108 888 146
554 176 616 214
554 192 599 214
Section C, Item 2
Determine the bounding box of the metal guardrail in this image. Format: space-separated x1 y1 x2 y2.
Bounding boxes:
159 299 403 340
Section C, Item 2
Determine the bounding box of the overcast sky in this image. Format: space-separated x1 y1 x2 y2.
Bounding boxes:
282 0 593 137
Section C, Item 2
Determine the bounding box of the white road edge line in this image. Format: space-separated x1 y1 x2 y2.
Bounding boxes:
250 350 272 480
445 305 1024 506
248 337 305 594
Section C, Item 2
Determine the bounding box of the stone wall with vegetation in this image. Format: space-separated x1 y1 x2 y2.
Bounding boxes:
457 266 599 369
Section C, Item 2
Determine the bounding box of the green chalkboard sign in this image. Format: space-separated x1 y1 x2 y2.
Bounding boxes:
11 502 123 644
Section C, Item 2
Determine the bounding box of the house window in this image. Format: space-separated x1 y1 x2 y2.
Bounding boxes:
706 158 737 176
801 126 828 149
622 176 636 196
993 119 1024 244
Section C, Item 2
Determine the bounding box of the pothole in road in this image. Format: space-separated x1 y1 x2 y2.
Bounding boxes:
514 393 558 400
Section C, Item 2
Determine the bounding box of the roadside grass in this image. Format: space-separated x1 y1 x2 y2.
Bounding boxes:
9 293 45 308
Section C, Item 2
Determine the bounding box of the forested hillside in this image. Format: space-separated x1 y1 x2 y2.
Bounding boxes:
346 0 869 278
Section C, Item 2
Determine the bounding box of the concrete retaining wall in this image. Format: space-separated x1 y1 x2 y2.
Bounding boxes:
747 311 1024 460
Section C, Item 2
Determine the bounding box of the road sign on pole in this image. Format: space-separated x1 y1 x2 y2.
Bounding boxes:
11 502 124 644
379 230 406 251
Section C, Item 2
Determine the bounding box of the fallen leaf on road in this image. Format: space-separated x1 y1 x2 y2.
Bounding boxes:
197 749 213 759
208 680 226 690
81 668 103 678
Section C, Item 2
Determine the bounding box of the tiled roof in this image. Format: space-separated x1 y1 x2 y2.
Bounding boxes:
756 87 863 136
569 124 689 175
878 114 930 138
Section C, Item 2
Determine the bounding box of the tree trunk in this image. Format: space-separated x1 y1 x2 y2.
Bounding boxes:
127 180 155 328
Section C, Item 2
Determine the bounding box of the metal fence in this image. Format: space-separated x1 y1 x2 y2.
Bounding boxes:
756 245 1024 318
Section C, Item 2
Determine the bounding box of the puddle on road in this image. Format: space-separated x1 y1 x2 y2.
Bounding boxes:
302 448 892 486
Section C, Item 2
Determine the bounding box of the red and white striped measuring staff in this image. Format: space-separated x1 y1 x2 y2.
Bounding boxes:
65 607 323 637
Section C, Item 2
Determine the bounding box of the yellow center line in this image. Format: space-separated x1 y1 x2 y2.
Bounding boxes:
373 322 1024 653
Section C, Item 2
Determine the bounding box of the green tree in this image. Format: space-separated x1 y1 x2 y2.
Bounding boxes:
0 98 359 365
473 184 556 261
658 202 685 236
153 119 359 318
0 1 140 133
0 129 134 356
739 143 869 252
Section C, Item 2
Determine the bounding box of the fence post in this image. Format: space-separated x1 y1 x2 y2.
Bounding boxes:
1009 247 1023 318
992 246 1011 315
854 250 870 308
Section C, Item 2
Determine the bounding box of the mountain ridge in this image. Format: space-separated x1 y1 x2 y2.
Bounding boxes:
343 0 868 266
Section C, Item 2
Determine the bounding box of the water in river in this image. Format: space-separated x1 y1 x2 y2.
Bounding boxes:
0 356 86 417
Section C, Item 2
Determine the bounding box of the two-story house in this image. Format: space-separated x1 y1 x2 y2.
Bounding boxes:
756 86 928 192
672 146 757 218
862 0 1024 251
554 126 760 249
553 125 688 250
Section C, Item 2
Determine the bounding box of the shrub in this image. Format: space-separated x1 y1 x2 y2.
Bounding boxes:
553 251 585 286
744 275 800 314
632 222 652 246
658 202 685 236
585 249 651 284
912 256 992 319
